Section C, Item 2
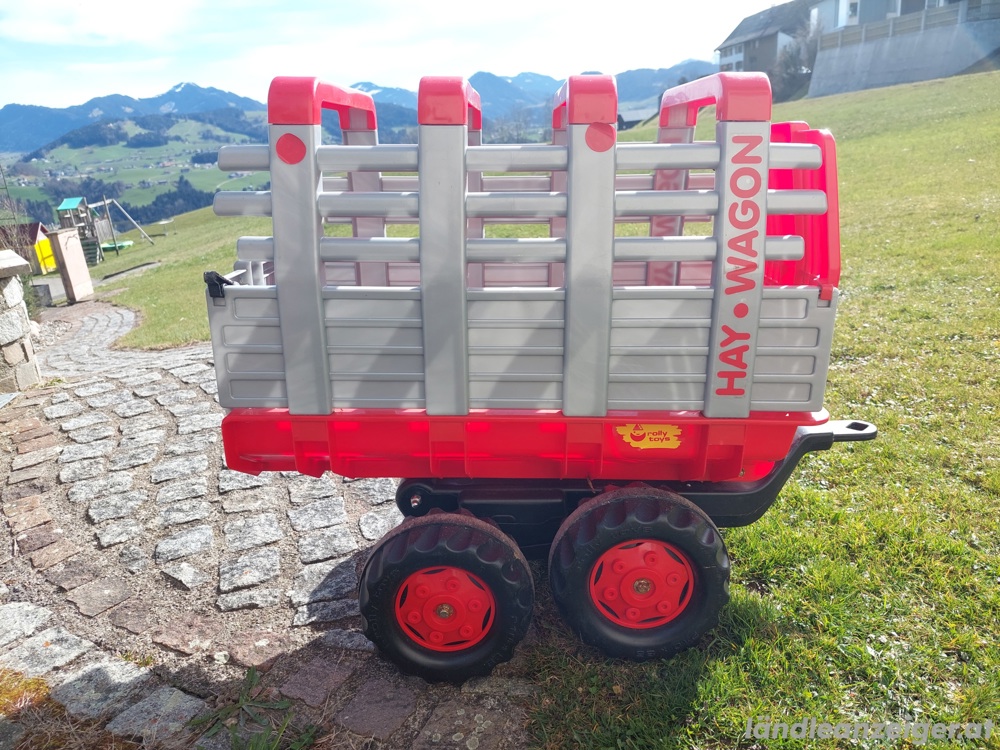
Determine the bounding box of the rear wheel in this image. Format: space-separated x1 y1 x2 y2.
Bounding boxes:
548 485 729 660
359 511 534 682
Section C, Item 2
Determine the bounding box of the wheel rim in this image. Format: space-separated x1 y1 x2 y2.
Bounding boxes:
394 566 497 652
588 539 695 629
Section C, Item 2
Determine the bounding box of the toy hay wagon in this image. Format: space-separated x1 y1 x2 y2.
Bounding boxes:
205 71 876 681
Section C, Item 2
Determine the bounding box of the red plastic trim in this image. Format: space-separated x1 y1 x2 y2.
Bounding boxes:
589 539 695 629
267 77 377 129
659 72 771 127
395 566 496 652
764 121 841 291
418 77 483 130
552 75 618 129
585 122 616 152
275 133 306 165
220 408 830 483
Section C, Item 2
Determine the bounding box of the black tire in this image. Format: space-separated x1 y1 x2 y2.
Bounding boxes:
359 511 534 682
547 485 729 661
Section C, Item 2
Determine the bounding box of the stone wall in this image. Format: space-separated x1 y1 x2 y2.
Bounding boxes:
0 250 42 392
809 16 1000 97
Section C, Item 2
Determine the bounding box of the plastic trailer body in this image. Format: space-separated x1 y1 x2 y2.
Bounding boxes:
206 71 876 681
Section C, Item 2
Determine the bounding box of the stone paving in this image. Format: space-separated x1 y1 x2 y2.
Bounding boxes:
0 300 534 749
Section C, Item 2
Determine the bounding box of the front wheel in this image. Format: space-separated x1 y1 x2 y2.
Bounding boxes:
359 512 534 682
548 485 729 660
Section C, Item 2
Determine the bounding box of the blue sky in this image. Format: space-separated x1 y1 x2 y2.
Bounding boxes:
1 0 783 109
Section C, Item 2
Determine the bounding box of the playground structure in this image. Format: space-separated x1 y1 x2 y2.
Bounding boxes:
205 71 876 681
56 196 152 265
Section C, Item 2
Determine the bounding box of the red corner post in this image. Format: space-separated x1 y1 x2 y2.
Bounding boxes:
418 77 483 130
267 76 377 130
552 74 618 132
659 72 771 126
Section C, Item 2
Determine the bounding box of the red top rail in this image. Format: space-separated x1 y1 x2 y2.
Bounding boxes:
552 75 618 130
418 77 483 130
659 72 771 127
268 77 377 130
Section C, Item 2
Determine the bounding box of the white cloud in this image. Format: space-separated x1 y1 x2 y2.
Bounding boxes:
0 0 204 46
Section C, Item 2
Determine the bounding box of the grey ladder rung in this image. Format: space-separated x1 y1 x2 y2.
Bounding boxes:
214 191 272 217
218 144 269 171
767 189 828 214
316 144 418 172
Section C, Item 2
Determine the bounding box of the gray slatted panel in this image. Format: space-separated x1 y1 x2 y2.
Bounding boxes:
324 288 425 408
749 288 838 412
207 287 287 409
468 289 565 409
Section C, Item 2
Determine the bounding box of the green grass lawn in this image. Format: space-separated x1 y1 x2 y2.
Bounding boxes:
67 70 1000 749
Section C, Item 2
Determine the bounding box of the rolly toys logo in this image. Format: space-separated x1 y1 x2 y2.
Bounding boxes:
615 424 682 450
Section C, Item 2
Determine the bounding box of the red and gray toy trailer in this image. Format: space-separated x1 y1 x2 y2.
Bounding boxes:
205 71 876 681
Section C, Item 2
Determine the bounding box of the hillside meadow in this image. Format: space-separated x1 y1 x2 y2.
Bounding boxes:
48 70 1000 749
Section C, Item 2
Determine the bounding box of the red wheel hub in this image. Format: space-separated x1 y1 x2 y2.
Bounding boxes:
589 539 695 629
394 566 496 652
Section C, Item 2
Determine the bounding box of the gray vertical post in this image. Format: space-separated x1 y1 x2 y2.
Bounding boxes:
658 73 774 418
266 77 377 414
559 76 618 417
269 121 329 414
704 120 770 417
417 78 479 415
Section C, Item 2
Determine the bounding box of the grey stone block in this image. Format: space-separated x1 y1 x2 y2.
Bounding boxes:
359 504 404 541
109 444 159 471
155 477 209 504
0 602 52 648
287 496 348 532
0 626 94 677
58 438 117 464
216 588 282 612
87 491 146 524
68 472 135 503
288 557 358 606
223 513 284 552
67 423 116 444
218 548 280 593
104 686 205 743
218 469 269 493
156 500 213 527
298 526 359 564
162 562 210 590
96 519 143 549
154 525 214 563
151 454 208 483
50 657 152 720
60 412 111 432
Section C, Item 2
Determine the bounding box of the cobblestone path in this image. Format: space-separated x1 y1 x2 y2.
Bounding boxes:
0 301 534 749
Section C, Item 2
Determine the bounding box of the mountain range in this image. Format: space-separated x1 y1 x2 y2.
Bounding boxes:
0 60 715 154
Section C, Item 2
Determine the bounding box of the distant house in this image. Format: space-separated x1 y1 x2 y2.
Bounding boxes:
808 0 1000 96
617 106 659 130
719 0 999 97
717 0 813 74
